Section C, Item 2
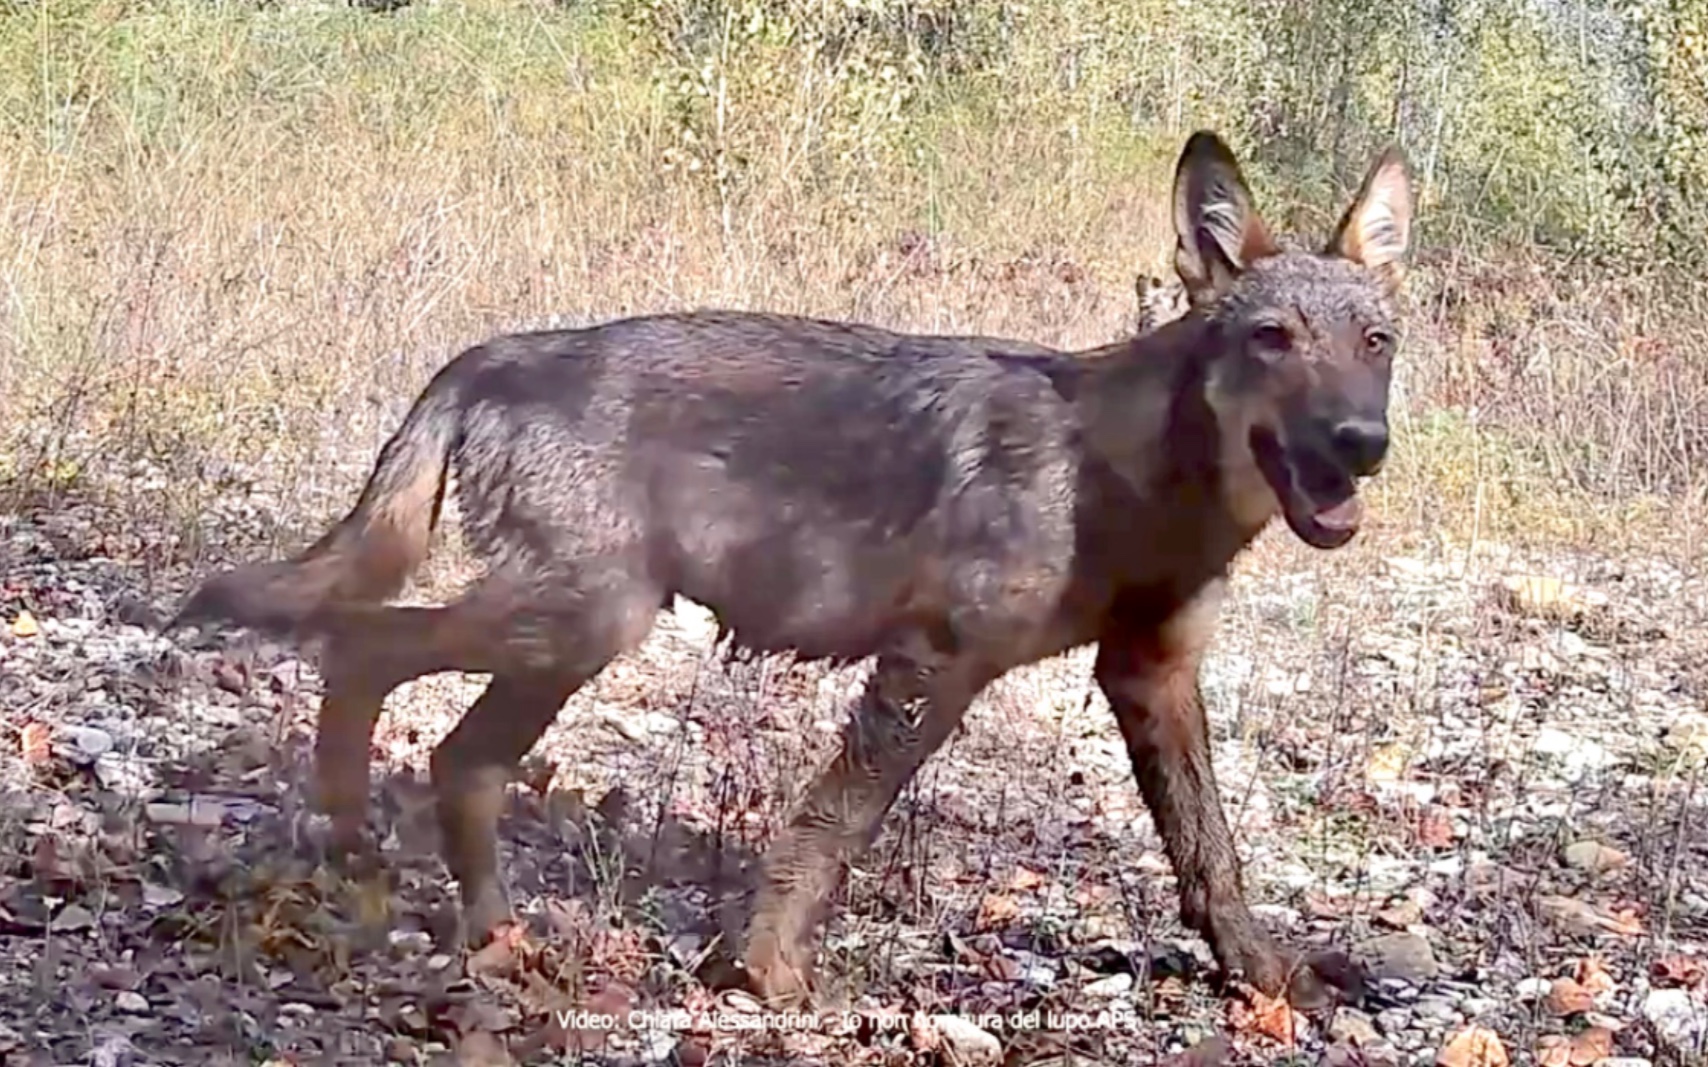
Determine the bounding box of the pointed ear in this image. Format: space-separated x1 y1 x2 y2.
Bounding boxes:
1329 146 1413 294
1171 130 1279 306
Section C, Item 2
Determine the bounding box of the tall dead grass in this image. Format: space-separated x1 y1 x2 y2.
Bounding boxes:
1 0 1705 571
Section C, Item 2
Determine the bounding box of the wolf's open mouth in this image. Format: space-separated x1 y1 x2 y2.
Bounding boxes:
1250 425 1363 549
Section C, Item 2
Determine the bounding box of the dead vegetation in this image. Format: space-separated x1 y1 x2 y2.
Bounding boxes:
3 1 1708 1065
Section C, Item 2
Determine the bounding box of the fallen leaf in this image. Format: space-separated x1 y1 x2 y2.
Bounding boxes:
975 893 1021 931
1547 978 1595 1016
19 722 50 765
9 610 39 638
1651 954 1707 988
1229 986 1300 1046
1366 742 1411 784
1568 1026 1614 1065
1438 1025 1509 1067
1537 895 1644 938
1007 866 1048 893
1535 1035 1570 1067
1416 806 1457 848
1497 575 1608 620
1573 957 1617 997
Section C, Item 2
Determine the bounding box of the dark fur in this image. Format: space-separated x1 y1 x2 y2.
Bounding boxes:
170 131 1414 1011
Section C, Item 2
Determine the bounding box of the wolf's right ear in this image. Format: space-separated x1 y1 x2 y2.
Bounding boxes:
1171 131 1278 307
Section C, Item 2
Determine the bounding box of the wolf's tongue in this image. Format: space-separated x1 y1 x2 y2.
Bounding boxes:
1313 494 1363 532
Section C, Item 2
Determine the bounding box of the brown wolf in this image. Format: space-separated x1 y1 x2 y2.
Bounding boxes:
169 130 1412 1011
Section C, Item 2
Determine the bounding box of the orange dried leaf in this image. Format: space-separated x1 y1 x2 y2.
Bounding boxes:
9 610 39 639
1546 977 1595 1016
975 893 1022 931
1438 1025 1510 1067
1567 1027 1614 1066
1535 1035 1570 1067
1573 957 1617 997
1652 954 1707 988
1416 807 1457 848
20 721 51 764
1007 866 1048 893
1598 908 1644 937
1229 987 1299 1046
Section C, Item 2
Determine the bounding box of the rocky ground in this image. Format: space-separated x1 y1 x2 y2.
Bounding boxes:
2 479 1707 1067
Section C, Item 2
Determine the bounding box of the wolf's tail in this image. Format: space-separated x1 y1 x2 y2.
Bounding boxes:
168 367 465 638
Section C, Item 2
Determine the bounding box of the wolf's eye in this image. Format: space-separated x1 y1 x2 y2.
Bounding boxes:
1365 329 1393 355
1250 323 1292 358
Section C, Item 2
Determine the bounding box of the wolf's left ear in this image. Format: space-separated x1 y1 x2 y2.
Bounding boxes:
1329 147 1413 295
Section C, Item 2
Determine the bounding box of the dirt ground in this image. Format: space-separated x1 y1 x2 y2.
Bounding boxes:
2 474 1706 1066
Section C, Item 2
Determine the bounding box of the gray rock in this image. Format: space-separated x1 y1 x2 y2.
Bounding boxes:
1083 973 1134 998
932 1015 1001 1065
1376 1008 1414 1034
1413 995 1462 1025
1330 1008 1381 1047
1359 932 1440 984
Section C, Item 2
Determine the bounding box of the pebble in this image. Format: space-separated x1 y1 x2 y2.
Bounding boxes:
1564 839 1630 873
1533 727 1616 775
113 991 148 1013
931 1015 1001 1065
1642 988 1707 1053
1413 995 1462 1025
1082 973 1134 998
1461 996 1498 1017
1376 1008 1414 1034
55 724 115 764
1514 977 1552 1000
1331 1008 1381 1047
637 1029 677 1063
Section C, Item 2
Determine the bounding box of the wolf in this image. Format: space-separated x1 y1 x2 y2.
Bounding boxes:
170 129 1413 1010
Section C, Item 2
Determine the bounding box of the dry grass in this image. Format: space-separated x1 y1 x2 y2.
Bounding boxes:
4 0 1703 579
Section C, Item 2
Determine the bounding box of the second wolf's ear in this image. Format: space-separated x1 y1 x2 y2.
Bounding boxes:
1171 131 1279 306
1329 146 1413 295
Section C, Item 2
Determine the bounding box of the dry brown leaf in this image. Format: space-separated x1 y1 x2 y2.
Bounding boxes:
9 610 39 639
1366 742 1410 784
1573 957 1617 997
1007 866 1048 893
1535 1035 1571 1067
19 722 50 765
1416 806 1457 848
1651 954 1707 988
1438 1025 1510 1067
1599 908 1643 937
1229 986 1299 1046
975 892 1022 931
1568 1026 1614 1066
1497 575 1608 620
1546 978 1595 1016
